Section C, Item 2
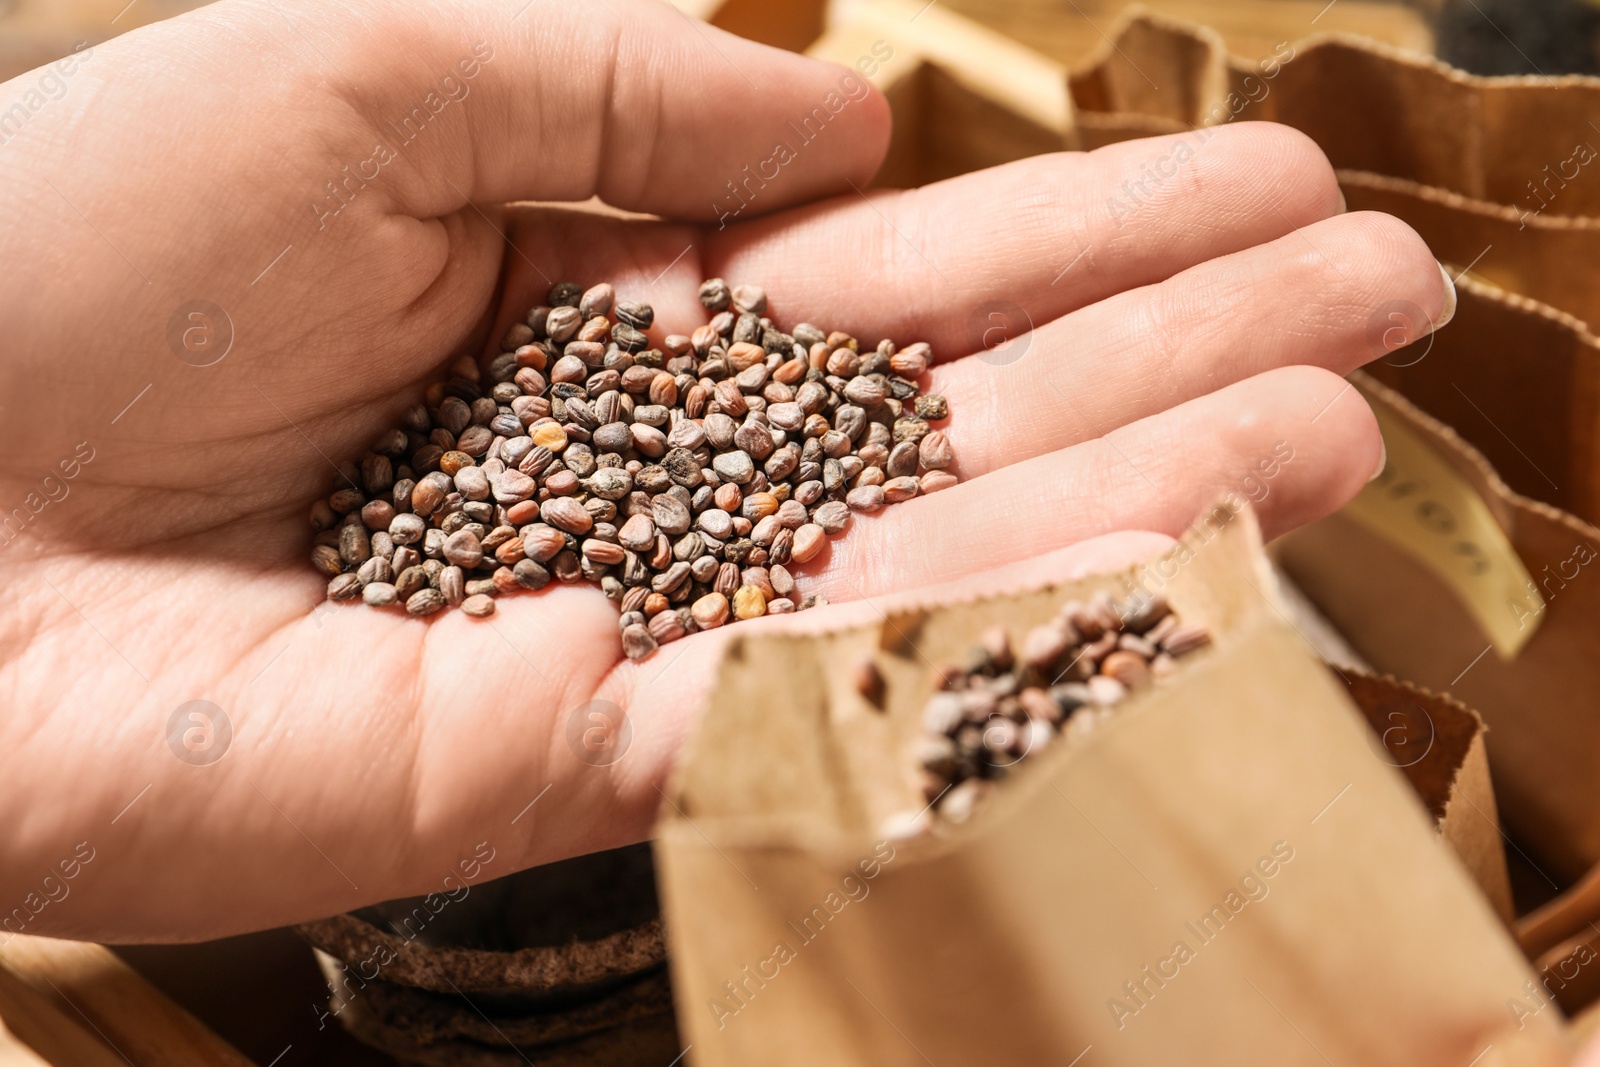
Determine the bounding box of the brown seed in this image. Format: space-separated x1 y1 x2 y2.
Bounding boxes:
811 501 851 534
740 566 776 599
726 341 766 372
887 441 920 479
495 537 527 566
311 544 344 577
854 658 886 707
406 588 446 616
1121 593 1171 634
843 376 887 409
648 610 686 645
621 623 658 661
731 284 767 315
361 499 396 531
362 581 398 607
918 431 954 471
698 277 731 312
651 494 692 535
790 523 827 563
1162 623 1212 656
1021 623 1071 672
492 469 538 504
440 565 466 606
1118 633 1158 658
1018 686 1061 726
769 564 796 598
1100 650 1150 689
544 469 580 496
920 470 958 494
522 524 567 562
889 342 931 377
357 556 393 586
454 467 491 502
742 491 779 520
513 558 551 590
410 479 446 518
337 524 371 566
845 485 886 512
578 282 615 319
461 593 496 618
582 538 626 565
1144 614 1179 646
394 565 429 600
327 573 362 601
882 476 920 504
980 626 1014 671
541 497 593 535
692 592 730 629
618 512 656 552
442 530 483 568
826 347 860 377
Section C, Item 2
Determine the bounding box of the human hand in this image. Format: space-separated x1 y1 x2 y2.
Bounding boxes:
0 0 1449 940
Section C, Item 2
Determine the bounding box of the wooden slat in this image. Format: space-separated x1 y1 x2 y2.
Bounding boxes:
0 964 126 1067
939 0 1433 67
0 937 253 1067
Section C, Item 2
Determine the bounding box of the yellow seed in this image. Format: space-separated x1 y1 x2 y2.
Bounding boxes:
439 450 474 476
744 492 778 520
532 423 568 452
732 585 767 621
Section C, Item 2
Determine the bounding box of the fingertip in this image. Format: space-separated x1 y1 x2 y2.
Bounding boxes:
1208 121 1342 225
850 72 896 184
1253 365 1382 539
720 48 894 213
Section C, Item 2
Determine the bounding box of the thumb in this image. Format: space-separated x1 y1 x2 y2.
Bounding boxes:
182 0 895 221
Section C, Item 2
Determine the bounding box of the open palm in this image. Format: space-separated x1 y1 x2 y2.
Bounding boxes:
0 0 1447 940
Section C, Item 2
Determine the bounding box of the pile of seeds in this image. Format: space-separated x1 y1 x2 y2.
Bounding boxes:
309 279 956 660
910 592 1211 825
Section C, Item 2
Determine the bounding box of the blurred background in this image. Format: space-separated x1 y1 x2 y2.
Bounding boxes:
12 0 1600 83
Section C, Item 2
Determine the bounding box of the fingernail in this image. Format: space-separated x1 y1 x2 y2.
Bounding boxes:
1369 433 1387 483
1436 261 1457 329
1336 188 1347 214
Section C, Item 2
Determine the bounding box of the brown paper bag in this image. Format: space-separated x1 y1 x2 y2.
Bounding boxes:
1358 276 1600 526
656 509 1567 1066
1056 11 1600 330
1341 672 1514 923
1337 171 1600 330
1275 373 1600 881
1063 9 1600 212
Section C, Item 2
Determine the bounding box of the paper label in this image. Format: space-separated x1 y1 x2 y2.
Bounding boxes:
1343 395 1543 657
